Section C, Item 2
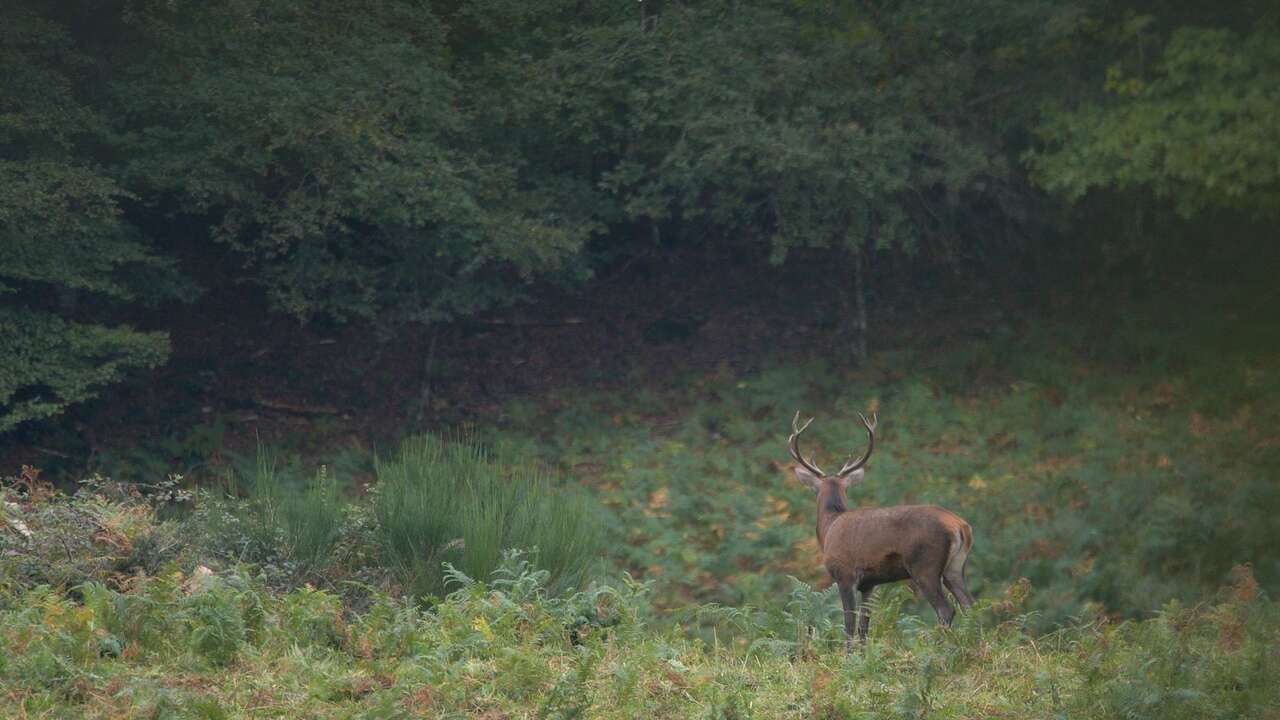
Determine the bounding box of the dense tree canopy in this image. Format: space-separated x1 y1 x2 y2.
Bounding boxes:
113 0 598 324
1 0 1276 430
1031 23 1280 218
1 7 171 431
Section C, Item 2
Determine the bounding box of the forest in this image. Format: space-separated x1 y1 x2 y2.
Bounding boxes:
2 1 1278 717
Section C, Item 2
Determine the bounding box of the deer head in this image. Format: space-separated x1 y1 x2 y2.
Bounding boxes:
786 410 877 493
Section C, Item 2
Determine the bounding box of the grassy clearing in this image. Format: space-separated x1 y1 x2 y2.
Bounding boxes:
487 324 1280 629
3 317 1277 717
0 534 1275 719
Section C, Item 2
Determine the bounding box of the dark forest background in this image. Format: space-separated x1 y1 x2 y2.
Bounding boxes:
4 0 1275 442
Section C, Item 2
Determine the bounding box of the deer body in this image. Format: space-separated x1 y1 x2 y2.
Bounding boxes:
789 413 975 651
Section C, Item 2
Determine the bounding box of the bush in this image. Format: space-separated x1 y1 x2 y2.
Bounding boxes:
244 452 346 577
181 571 263 667
182 450 352 586
278 585 346 649
0 478 181 591
372 434 603 599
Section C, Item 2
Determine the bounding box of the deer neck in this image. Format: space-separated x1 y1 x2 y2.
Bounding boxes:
815 483 849 548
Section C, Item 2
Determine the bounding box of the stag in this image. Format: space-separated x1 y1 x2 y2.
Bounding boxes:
787 412 974 650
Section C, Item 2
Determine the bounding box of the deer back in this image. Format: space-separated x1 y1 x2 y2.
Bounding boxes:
823 505 970 585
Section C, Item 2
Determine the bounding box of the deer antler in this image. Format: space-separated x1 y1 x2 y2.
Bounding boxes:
835 411 877 477
788 411 827 476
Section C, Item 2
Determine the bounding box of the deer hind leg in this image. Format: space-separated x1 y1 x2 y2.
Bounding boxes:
941 529 975 610
908 542 956 627
913 573 955 627
942 562 974 611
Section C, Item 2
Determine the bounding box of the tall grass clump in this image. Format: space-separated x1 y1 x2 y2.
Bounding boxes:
233 449 346 576
373 434 603 599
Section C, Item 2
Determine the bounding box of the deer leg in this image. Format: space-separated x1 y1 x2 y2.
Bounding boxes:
942 564 975 610
942 536 975 610
837 581 858 654
856 585 875 642
914 574 955 627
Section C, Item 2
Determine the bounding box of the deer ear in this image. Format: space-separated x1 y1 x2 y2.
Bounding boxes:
793 467 821 492
839 468 865 489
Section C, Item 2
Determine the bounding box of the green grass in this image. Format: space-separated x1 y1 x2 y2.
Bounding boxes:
372 434 604 599
482 324 1280 630
0 542 1275 719
136 434 605 601
3 312 1278 717
243 450 346 577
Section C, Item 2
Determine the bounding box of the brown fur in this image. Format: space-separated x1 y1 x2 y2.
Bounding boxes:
796 467 975 650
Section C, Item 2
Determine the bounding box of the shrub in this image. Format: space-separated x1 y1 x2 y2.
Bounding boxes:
185 449 350 583
181 572 263 667
278 585 346 649
80 577 184 660
372 434 603 599
245 453 346 576
0 480 180 592
0 587 99 694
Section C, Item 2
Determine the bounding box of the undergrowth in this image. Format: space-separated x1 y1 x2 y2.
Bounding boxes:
2 315 1277 717
488 323 1280 630
2 434 603 607
372 434 604 598
0 525 1275 719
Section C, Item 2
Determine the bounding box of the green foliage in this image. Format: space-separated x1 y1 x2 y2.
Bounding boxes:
80 578 183 660
278 585 346 649
4 4 1279 713
175 448 372 596
181 571 263 667
0 480 177 589
9 310 1275 639
114 0 596 326
0 309 168 432
372 434 604 598
242 451 347 577
2 544 1276 718
6 0 1275 434
4 0 1279 437
3 435 604 617
0 587 102 697
496 316 1280 630
1030 23 1280 217
3 477 1277 715
0 6 175 432
496 0 1072 268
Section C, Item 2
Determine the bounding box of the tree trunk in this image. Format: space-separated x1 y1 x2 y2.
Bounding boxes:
415 325 440 426
852 247 869 364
